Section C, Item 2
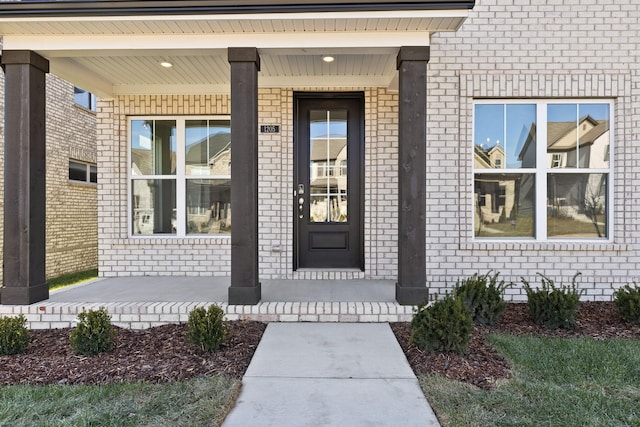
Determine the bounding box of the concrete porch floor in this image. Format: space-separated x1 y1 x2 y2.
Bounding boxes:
1 277 416 329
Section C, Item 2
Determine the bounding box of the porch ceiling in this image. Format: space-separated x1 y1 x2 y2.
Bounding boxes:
0 10 469 97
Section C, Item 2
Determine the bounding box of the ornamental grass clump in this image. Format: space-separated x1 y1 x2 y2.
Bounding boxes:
69 307 117 355
614 283 640 324
410 294 473 355
522 272 584 330
187 305 226 352
0 314 29 356
453 271 510 325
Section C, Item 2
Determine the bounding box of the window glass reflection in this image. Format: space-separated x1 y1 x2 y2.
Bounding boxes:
132 179 176 235
474 173 535 238
185 120 231 176
186 179 231 234
130 120 176 176
547 104 610 169
309 109 348 223
547 173 607 238
474 104 536 169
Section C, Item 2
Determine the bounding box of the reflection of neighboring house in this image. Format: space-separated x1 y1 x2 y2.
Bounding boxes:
310 135 348 222
185 133 231 233
547 116 610 169
474 144 514 223
545 116 609 217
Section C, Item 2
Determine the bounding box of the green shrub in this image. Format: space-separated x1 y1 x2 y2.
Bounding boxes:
614 283 640 324
453 271 510 325
521 272 584 329
187 305 226 352
69 307 117 355
410 294 473 355
0 315 30 355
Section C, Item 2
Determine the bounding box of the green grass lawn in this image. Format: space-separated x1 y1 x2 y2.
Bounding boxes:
420 335 640 427
48 269 98 291
0 376 239 427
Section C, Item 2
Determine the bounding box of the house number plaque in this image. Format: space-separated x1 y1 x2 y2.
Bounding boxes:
260 125 280 134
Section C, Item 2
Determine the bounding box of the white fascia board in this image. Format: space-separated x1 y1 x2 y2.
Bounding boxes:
0 9 467 24
3 31 431 52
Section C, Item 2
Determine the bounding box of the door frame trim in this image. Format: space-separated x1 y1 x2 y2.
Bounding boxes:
292 91 365 271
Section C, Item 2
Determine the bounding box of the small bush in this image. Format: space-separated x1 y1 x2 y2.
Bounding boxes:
0 315 30 355
410 294 473 355
614 283 640 324
187 305 226 352
69 307 116 355
454 271 510 325
522 272 584 329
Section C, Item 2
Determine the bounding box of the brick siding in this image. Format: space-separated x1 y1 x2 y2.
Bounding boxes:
98 89 399 281
0 73 98 284
424 0 640 300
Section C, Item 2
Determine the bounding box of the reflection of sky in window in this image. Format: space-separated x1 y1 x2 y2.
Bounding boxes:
130 120 176 151
185 123 229 150
548 103 609 122
310 111 347 138
474 104 536 168
131 120 151 150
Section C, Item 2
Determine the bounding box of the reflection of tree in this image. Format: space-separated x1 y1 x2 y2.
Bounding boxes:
475 196 484 235
580 175 606 238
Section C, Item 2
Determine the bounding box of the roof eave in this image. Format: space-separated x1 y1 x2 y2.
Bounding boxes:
0 0 475 17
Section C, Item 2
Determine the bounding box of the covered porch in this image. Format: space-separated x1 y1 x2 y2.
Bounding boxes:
0 0 475 306
0 277 413 329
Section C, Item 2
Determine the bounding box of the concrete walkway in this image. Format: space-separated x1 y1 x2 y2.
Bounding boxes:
222 323 440 427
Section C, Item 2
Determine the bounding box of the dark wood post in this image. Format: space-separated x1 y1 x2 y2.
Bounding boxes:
396 46 430 306
227 47 261 304
1 50 50 305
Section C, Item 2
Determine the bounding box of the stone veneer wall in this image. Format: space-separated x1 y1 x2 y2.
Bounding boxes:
0 73 98 284
424 0 640 300
97 88 399 280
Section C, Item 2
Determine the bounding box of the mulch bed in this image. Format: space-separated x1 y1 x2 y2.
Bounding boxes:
391 302 640 390
2 303 638 388
0 321 266 385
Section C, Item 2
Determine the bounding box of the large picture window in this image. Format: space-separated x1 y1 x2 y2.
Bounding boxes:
473 101 612 241
130 117 231 236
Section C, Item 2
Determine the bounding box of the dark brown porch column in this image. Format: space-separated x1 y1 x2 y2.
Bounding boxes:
396 46 430 306
227 47 261 304
1 50 49 305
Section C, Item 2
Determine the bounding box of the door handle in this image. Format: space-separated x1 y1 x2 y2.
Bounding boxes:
297 184 305 219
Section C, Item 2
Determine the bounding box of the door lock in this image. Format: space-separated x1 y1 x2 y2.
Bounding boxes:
297 184 305 219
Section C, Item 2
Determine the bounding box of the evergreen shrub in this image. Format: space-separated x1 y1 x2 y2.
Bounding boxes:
187 305 226 352
522 272 584 329
614 283 640 324
0 314 29 355
410 294 473 355
69 307 117 355
453 271 510 325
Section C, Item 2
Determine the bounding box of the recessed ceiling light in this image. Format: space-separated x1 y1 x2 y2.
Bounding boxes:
322 56 335 63
160 61 173 68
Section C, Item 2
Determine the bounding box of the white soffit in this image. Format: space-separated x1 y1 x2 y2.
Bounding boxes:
0 10 467 96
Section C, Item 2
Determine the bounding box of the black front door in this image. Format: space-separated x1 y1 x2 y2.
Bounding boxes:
294 93 364 270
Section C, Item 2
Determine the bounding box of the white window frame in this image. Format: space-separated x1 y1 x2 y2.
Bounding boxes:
472 99 614 242
128 115 231 238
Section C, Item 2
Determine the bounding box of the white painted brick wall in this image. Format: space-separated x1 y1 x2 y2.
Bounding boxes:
425 0 640 300
93 1 640 301
98 89 399 281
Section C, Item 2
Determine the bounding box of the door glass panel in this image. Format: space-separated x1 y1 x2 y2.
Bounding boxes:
309 109 348 223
